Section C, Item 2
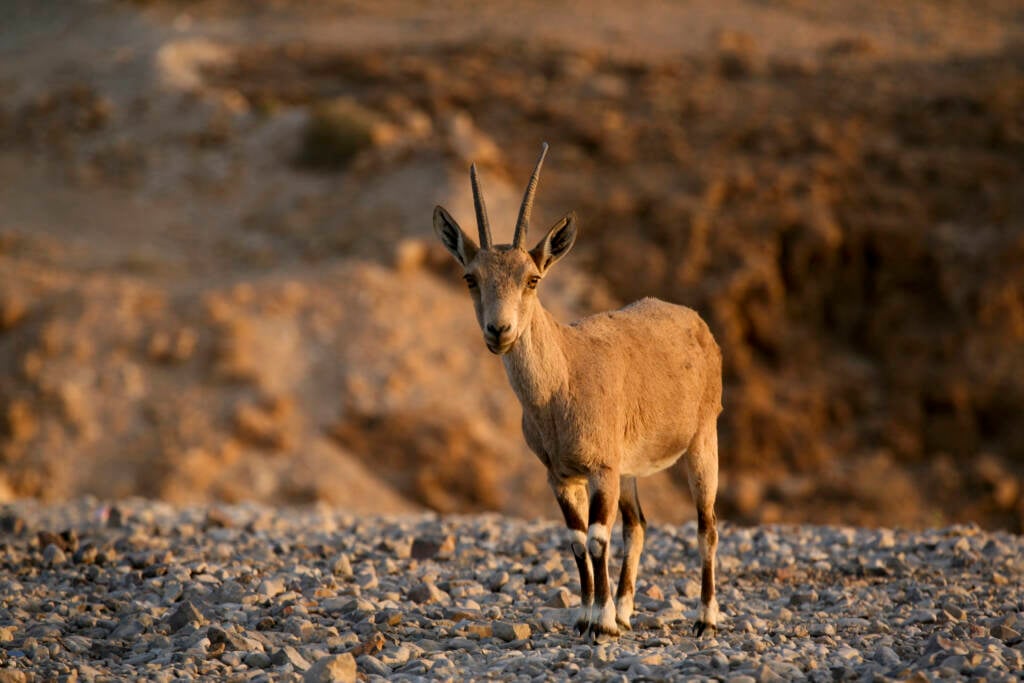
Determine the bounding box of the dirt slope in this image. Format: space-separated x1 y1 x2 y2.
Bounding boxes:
1 0 1023 529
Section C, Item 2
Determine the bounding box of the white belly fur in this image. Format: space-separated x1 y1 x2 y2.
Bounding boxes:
621 448 686 478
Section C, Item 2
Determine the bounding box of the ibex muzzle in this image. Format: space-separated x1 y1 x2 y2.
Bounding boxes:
433 143 724 640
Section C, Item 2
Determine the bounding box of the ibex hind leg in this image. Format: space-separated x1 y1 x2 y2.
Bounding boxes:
684 423 720 637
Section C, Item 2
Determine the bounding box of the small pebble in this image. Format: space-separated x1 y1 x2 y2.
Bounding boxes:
493 622 532 642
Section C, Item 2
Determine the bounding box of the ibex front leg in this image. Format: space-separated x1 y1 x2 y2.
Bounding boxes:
586 468 621 638
615 476 646 631
550 476 593 634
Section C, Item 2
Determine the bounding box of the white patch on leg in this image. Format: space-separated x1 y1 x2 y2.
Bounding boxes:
570 530 587 557
615 593 634 628
698 596 719 627
596 598 618 635
587 523 609 558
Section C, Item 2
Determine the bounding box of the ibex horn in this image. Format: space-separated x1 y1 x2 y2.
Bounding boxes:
512 142 549 249
470 163 492 249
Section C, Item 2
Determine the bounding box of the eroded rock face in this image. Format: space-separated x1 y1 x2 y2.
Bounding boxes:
0 258 518 514
1 1 1023 529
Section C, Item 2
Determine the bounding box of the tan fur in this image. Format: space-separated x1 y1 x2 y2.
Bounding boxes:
433 146 723 638
505 298 722 479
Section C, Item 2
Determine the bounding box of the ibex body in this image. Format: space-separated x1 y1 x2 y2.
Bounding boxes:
433 144 722 638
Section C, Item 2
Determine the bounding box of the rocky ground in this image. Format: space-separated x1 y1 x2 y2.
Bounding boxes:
0 500 1022 682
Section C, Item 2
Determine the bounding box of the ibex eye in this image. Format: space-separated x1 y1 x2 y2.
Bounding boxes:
526 276 541 290
463 275 478 288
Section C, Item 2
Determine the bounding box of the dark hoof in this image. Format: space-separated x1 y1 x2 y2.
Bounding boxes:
615 618 632 632
591 622 621 639
574 620 590 636
693 620 717 638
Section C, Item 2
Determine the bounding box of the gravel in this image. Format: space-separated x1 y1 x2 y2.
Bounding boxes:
0 499 1022 681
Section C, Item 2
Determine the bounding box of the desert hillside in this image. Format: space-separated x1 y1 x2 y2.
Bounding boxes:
1 0 1023 530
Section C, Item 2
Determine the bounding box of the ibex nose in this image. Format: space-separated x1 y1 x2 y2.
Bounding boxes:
486 323 511 336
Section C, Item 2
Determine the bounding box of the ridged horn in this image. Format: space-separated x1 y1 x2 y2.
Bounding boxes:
470 163 492 249
512 142 549 249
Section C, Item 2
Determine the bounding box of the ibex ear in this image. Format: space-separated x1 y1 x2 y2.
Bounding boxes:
433 206 478 266
530 212 577 273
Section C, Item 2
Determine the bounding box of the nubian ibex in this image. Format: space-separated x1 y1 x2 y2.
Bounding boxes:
432 143 723 638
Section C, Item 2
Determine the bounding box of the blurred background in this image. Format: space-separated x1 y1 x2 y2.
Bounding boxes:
1 0 1022 531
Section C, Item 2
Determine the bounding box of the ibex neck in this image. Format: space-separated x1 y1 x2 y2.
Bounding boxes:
502 303 570 407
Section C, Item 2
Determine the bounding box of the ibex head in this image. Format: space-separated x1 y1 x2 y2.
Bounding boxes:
433 143 578 355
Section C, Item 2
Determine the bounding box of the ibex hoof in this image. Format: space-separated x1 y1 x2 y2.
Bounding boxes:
692 619 717 638
575 619 621 641
615 617 632 632
581 622 619 642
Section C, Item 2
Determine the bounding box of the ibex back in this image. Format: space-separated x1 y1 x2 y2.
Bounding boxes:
433 143 723 639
